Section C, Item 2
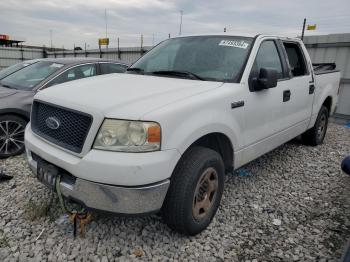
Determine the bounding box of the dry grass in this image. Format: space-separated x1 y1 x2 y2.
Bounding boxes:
23 198 61 221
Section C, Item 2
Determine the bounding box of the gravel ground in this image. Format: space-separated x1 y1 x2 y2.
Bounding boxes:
0 123 350 262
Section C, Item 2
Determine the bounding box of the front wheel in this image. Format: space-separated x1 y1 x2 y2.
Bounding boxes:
162 146 225 235
0 115 27 158
301 106 329 146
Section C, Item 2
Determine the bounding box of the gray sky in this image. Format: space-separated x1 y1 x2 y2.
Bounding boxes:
1 0 350 49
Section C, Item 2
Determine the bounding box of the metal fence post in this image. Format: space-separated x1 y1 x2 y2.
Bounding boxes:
20 44 24 61
43 46 47 58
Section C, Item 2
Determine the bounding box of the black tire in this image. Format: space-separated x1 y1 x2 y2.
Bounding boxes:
301 106 329 146
0 115 27 158
162 146 225 235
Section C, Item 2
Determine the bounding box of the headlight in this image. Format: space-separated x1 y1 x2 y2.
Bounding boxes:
93 119 161 152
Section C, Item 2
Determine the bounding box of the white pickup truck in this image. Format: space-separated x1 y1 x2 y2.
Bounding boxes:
25 34 340 235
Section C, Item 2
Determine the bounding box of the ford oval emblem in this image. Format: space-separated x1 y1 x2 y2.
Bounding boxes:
45 117 60 130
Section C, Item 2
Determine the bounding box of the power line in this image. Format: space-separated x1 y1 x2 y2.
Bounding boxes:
307 14 350 20
249 19 350 28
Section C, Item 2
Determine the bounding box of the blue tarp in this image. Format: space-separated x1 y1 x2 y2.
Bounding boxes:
234 168 252 177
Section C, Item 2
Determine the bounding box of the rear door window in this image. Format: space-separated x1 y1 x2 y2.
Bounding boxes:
283 42 308 77
100 63 127 74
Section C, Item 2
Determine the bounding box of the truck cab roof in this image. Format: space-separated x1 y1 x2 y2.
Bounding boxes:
172 33 302 43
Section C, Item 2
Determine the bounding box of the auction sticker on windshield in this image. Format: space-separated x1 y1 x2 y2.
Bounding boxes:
219 40 249 49
50 63 64 68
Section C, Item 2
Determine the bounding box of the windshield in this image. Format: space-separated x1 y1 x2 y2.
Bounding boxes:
129 36 253 82
0 61 64 90
0 60 38 80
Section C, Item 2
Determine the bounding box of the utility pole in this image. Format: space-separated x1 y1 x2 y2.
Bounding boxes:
105 9 108 38
49 30 53 49
301 18 306 41
152 33 155 46
179 10 183 36
140 34 144 56
105 9 108 49
117 37 120 59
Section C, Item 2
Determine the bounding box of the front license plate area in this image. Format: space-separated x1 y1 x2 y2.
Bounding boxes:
37 160 59 190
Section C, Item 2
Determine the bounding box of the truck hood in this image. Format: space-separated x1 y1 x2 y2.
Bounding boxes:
0 86 18 98
35 73 223 120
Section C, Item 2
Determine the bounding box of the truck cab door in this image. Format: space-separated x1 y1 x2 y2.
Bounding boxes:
241 39 291 164
280 41 314 131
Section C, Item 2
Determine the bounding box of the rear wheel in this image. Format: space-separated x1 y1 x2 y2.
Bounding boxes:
301 106 329 146
0 115 27 158
162 146 224 235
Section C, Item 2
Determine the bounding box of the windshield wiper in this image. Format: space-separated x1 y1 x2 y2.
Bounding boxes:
0 82 17 89
126 67 144 73
150 70 204 80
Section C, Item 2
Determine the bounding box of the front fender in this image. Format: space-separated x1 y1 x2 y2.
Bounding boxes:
142 83 245 160
165 109 240 155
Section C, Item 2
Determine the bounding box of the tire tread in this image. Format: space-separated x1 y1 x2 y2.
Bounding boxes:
162 146 224 235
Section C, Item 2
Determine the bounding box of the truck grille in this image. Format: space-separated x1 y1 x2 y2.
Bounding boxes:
31 101 92 153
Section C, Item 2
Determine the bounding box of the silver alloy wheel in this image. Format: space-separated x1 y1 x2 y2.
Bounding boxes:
0 120 25 156
317 114 327 140
192 167 219 221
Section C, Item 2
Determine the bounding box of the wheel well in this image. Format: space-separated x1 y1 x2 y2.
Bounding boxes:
0 112 29 122
191 133 234 172
322 97 332 115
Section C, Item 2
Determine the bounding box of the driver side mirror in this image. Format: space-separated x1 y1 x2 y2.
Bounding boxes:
251 68 278 91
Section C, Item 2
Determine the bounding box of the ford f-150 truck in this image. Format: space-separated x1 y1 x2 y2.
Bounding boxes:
25 34 340 235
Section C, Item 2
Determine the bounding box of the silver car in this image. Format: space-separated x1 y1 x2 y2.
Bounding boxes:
0 58 128 158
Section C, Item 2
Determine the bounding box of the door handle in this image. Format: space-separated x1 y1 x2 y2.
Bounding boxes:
309 84 315 94
283 90 291 102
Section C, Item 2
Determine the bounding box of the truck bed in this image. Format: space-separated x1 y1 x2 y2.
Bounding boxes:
313 69 340 115
313 63 339 75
